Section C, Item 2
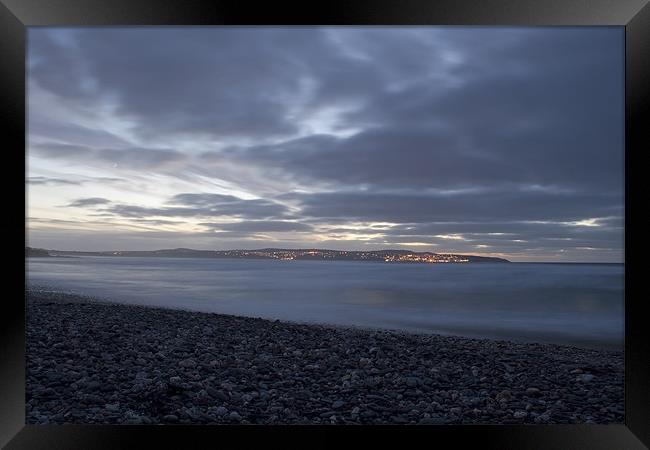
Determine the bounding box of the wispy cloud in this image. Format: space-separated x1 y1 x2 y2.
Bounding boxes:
67 197 111 207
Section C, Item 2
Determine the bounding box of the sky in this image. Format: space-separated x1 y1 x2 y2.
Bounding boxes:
26 27 624 262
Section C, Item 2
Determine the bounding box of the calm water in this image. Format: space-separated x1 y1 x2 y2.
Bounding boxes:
27 257 624 349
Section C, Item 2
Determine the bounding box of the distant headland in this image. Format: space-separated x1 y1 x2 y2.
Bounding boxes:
26 246 509 263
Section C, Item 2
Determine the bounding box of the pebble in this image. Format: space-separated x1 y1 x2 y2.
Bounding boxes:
525 388 542 397
405 377 419 387
169 376 183 387
419 416 448 425
496 389 512 402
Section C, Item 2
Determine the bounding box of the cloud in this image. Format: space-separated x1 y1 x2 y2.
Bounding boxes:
28 113 132 148
28 28 389 143
27 176 125 186
30 28 623 191
202 221 313 233
336 214 623 255
129 219 185 226
169 193 252 207
286 190 621 224
67 197 112 207
95 147 186 169
27 176 82 186
31 142 187 170
102 192 290 221
31 142 90 159
222 29 622 195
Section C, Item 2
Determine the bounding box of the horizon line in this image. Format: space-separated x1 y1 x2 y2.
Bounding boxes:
27 245 623 264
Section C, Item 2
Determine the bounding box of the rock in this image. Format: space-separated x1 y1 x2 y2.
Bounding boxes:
84 394 104 404
125 416 144 424
496 390 512 402
576 374 595 382
365 376 381 387
513 411 528 419
332 400 345 409
169 376 183 388
220 382 237 391
525 388 542 397
419 417 448 425
178 359 197 368
44 370 63 382
229 411 242 421
405 377 420 387
391 416 409 424
208 388 228 401
163 414 179 423
38 387 57 398
215 406 228 417
85 381 101 391
359 358 371 368
294 389 312 400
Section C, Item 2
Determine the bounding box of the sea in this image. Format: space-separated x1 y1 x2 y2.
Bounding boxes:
26 256 624 349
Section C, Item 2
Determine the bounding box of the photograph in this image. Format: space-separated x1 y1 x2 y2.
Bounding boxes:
25 26 625 426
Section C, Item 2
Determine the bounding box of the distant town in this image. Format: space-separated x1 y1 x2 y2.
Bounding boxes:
26 247 510 263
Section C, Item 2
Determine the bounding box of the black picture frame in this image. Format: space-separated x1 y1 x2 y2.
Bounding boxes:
2 0 649 448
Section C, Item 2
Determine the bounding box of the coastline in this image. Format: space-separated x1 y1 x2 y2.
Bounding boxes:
26 288 624 425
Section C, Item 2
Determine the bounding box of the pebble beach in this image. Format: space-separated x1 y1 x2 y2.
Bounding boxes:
26 288 624 425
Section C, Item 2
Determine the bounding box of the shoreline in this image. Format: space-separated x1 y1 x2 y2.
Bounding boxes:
26 284 621 351
26 288 624 425
26 284 624 352
26 285 604 350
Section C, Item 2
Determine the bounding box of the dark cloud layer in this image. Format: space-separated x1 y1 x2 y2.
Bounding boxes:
32 142 186 171
288 190 622 224
101 193 289 221
222 29 622 195
29 28 387 142
28 28 624 261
